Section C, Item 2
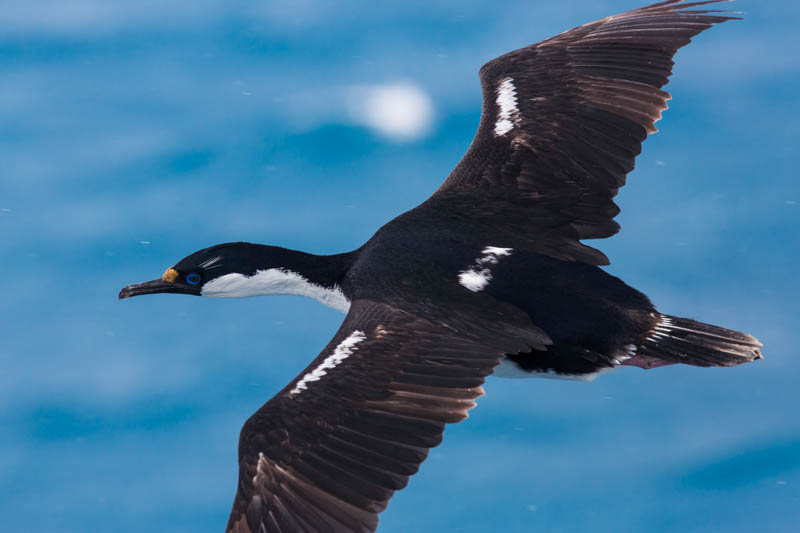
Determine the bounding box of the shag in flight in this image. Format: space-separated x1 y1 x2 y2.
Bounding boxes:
120 1 762 531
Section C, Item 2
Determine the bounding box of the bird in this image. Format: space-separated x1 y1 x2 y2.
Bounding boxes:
119 1 762 531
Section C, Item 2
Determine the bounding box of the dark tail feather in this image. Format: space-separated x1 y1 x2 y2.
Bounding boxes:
631 314 763 368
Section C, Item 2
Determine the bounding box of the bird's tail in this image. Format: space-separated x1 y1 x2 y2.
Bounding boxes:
624 314 763 369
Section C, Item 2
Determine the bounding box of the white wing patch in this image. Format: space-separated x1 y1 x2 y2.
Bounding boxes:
483 246 513 257
458 246 513 292
458 269 492 292
494 77 520 137
200 268 351 313
289 330 367 395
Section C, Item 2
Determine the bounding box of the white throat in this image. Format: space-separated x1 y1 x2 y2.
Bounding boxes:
200 268 351 313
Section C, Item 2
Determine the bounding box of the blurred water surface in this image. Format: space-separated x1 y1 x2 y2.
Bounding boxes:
1 1 798 531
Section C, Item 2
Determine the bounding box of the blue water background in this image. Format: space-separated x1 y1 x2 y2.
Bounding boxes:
1 1 798 531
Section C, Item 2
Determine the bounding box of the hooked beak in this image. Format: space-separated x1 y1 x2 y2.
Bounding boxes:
118 279 200 299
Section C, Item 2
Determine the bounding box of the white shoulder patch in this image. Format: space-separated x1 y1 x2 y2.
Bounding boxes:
458 269 492 292
482 246 512 257
289 330 366 395
494 77 520 137
200 268 351 313
458 246 513 292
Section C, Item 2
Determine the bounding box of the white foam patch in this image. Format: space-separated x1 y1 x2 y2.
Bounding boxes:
348 83 433 141
494 77 520 137
200 268 350 313
458 246 513 292
290 330 366 395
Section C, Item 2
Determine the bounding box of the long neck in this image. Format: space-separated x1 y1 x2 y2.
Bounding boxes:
267 247 356 294
200 244 358 314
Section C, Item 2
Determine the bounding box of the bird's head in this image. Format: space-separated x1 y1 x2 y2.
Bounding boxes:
119 242 353 312
119 242 281 300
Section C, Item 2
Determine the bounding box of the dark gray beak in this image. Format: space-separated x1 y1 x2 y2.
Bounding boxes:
119 279 200 299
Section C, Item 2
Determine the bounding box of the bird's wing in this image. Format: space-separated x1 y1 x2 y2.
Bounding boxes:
425 0 737 265
225 299 543 533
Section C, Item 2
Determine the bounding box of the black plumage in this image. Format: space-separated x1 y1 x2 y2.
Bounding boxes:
119 2 763 532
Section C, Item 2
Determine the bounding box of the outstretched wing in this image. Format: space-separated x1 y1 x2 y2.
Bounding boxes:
426 0 738 265
226 300 544 533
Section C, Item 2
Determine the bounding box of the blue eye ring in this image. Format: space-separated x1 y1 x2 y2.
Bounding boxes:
185 272 202 285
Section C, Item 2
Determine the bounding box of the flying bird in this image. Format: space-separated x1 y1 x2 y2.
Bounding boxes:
119 1 762 531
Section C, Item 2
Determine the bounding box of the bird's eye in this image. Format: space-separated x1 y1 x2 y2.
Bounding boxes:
185 272 202 285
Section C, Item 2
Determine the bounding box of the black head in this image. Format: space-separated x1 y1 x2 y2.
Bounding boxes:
120 242 355 313
118 242 278 299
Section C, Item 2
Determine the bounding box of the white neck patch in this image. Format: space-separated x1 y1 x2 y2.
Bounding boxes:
289 330 366 395
458 246 513 292
200 268 351 313
494 77 520 137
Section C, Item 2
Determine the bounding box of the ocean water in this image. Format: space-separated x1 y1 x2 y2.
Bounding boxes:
1 1 798 531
